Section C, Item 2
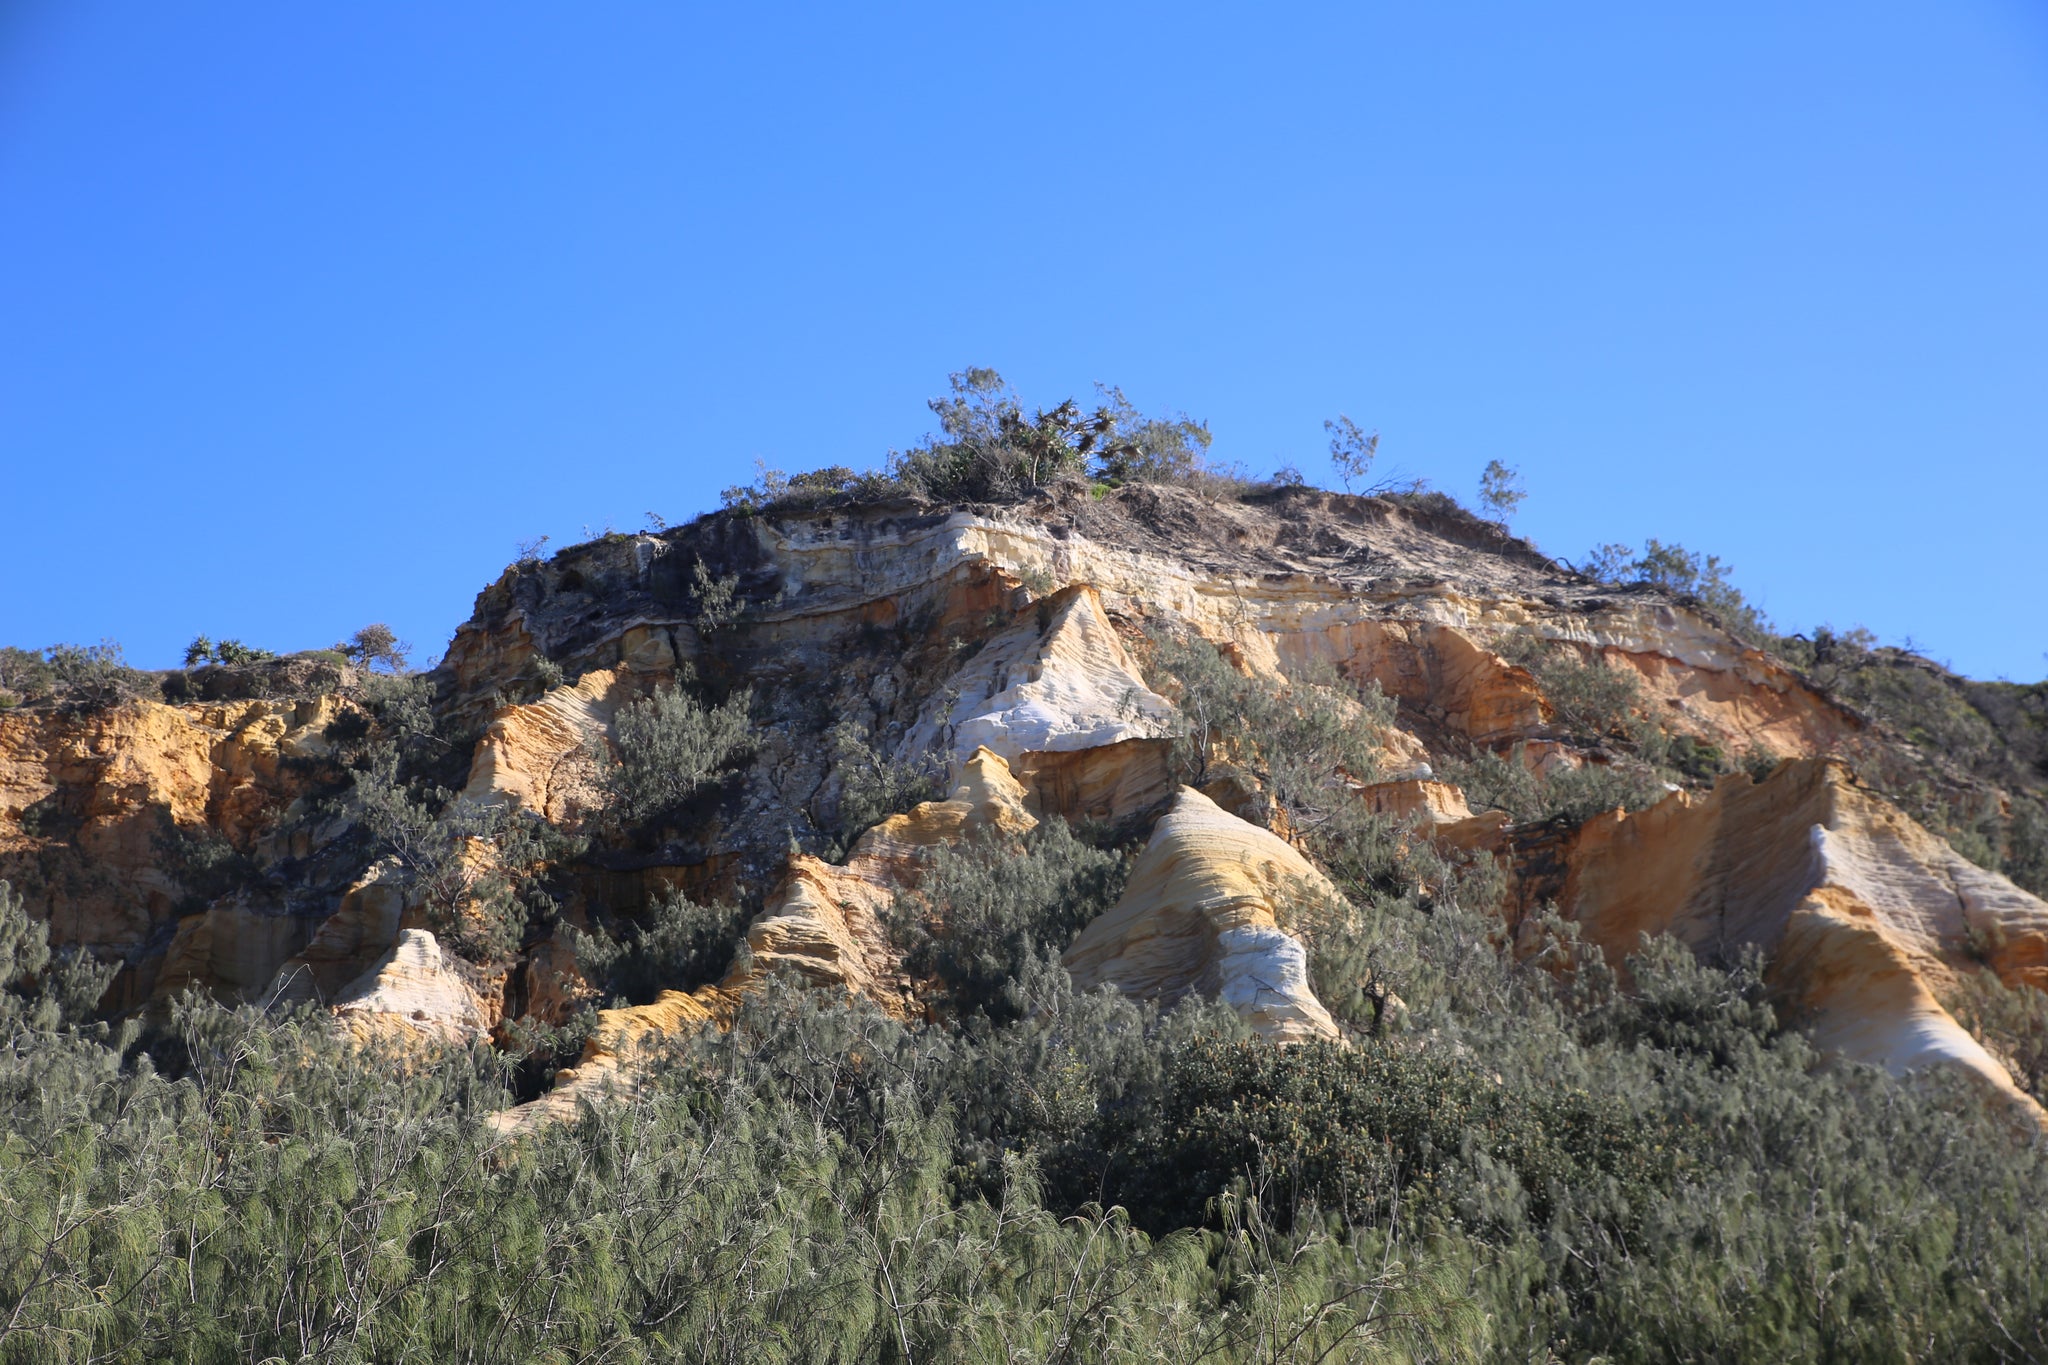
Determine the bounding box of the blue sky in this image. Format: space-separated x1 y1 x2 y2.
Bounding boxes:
3 3 2044 680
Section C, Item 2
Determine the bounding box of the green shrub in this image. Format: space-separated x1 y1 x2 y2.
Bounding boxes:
601 677 753 830
332 674 559 964
720 368 1233 514
573 887 751 1005
1477 459 1526 522
1124 1033 1675 1235
0 646 57 706
1657 731 1727 783
1529 648 1644 746
1444 746 1672 826
1324 415 1379 491
888 819 1128 1021
1946 961 2048 1105
1142 630 1395 836
823 720 943 851
335 623 409 672
0 879 117 1030
41 640 149 710
1580 538 1772 644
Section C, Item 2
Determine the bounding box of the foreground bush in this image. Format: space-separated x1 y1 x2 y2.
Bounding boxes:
7 843 2048 1361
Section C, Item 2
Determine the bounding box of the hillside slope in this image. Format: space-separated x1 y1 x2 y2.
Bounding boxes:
5 479 2045 1127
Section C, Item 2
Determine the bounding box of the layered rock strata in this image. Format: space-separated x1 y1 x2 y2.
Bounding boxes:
1063 787 1342 1044
333 929 491 1048
1516 759 2048 1119
3 482 2041 1135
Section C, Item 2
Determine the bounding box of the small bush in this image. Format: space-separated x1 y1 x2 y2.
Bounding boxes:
1445 746 1672 825
601 678 753 830
1143 630 1394 836
573 888 751 1004
720 368 1230 514
1478 459 1526 522
1122 1033 1675 1235
1507 638 1646 753
1579 538 1772 644
43 640 149 711
1324 415 1379 492
0 878 117 1028
822 720 942 851
888 818 1128 1021
0 646 56 706
1947 965 2048 1106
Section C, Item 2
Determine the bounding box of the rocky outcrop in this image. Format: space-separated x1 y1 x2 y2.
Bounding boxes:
1063 787 1341 1043
459 667 630 824
730 747 1035 1008
1523 759 2048 1121
333 929 491 1048
0 697 344 953
900 585 1175 769
489 986 724 1134
263 862 408 1006
8 480 2043 1142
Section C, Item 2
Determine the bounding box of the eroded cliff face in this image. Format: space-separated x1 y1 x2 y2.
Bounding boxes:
1494 757 2048 1120
1063 787 1342 1044
6 481 2042 1130
0 693 360 1011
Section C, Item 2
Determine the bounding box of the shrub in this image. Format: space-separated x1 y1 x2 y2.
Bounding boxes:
1477 459 1525 522
1324 415 1379 492
822 720 942 851
689 559 743 630
329 673 557 963
1657 731 1727 783
43 640 149 710
1444 746 1672 826
888 818 1128 1021
1580 538 1772 644
1124 1033 1675 1235
336 623 410 673
1500 634 1646 747
0 646 54 707
1944 966 2048 1106
1142 630 1395 836
0 879 117 1029
573 888 751 1004
719 461 904 515
601 678 753 830
1578 935 1778 1070
720 368 1231 514
1087 383 1214 487
215 638 276 665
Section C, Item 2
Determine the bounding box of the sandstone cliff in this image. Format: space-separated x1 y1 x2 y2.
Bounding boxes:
6 480 2044 1133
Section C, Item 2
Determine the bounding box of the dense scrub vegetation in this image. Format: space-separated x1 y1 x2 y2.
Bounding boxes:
0 642 153 711
11 828 2048 1361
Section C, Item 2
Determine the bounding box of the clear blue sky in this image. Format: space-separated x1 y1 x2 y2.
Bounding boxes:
3 3 2044 680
